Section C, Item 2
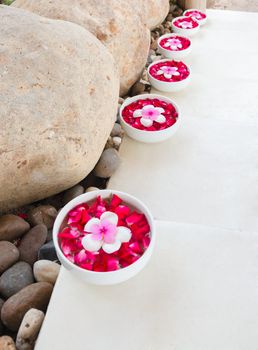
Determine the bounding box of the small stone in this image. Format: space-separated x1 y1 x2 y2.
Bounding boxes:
85 186 99 193
16 308 44 350
104 136 114 150
19 225 47 265
164 21 171 29
0 336 16 350
0 298 4 336
142 69 148 81
166 13 173 21
0 241 20 275
38 241 58 261
27 205 57 229
94 148 121 178
1 282 53 331
33 260 60 285
164 28 171 34
46 229 53 242
110 123 123 137
0 262 34 299
118 97 124 104
130 81 145 96
150 39 158 51
0 215 30 242
62 185 84 205
113 137 122 148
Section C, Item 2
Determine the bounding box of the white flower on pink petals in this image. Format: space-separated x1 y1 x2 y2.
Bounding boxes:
164 38 182 50
156 65 180 79
82 211 131 254
179 20 193 29
133 105 166 127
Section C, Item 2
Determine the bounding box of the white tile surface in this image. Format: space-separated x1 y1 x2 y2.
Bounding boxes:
109 9 258 232
36 221 258 350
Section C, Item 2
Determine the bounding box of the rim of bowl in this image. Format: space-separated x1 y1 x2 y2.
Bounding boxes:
183 8 207 18
172 15 200 28
119 93 180 135
157 33 192 53
53 189 156 275
147 58 191 85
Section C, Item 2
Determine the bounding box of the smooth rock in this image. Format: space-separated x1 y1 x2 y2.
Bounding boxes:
38 241 57 262
0 336 16 350
0 215 30 241
16 308 44 350
0 298 4 336
63 185 84 205
0 242 19 275
94 149 121 178
33 260 60 285
27 206 57 229
113 137 122 148
118 97 125 105
111 123 123 138
85 187 100 193
0 262 34 299
141 0 170 30
1 282 53 331
130 81 145 96
19 225 47 265
12 0 149 95
0 6 119 212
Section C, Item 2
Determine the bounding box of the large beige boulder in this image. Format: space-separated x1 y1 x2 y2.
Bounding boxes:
0 6 119 212
11 0 150 96
142 0 170 29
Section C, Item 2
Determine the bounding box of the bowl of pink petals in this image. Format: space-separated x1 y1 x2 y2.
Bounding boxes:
158 33 192 60
183 9 207 26
120 93 180 143
148 59 191 92
53 190 155 285
172 15 200 36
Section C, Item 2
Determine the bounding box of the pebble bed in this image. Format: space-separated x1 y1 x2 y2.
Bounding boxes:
0 0 185 348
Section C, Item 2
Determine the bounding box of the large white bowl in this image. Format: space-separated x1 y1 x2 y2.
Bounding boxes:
158 33 192 60
53 190 156 285
119 93 181 143
183 9 207 26
172 16 200 37
147 59 191 92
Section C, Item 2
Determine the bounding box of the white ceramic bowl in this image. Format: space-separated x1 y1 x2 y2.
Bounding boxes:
183 9 207 26
147 59 191 92
172 16 200 37
119 93 181 143
158 33 192 60
53 190 155 285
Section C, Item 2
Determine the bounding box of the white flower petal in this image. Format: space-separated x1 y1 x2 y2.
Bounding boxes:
142 104 155 110
102 239 121 254
164 42 170 47
157 70 164 75
173 72 180 76
156 107 165 113
84 218 100 232
100 211 118 225
140 118 153 127
116 226 132 243
164 73 172 79
155 115 166 124
133 109 142 118
82 234 103 252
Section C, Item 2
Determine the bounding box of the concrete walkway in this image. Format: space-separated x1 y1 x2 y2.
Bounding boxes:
36 10 258 350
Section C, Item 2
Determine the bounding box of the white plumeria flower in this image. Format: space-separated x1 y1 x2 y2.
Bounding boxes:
179 20 193 29
156 65 180 79
164 38 182 50
82 211 131 254
133 104 166 127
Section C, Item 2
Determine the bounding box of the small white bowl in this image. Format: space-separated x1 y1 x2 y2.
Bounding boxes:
183 9 207 26
119 93 181 143
147 59 191 92
172 16 200 37
158 33 192 60
53 190 155 285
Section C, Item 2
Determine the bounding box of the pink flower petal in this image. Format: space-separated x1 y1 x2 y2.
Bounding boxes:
100 211 118 226
84 217 100 232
